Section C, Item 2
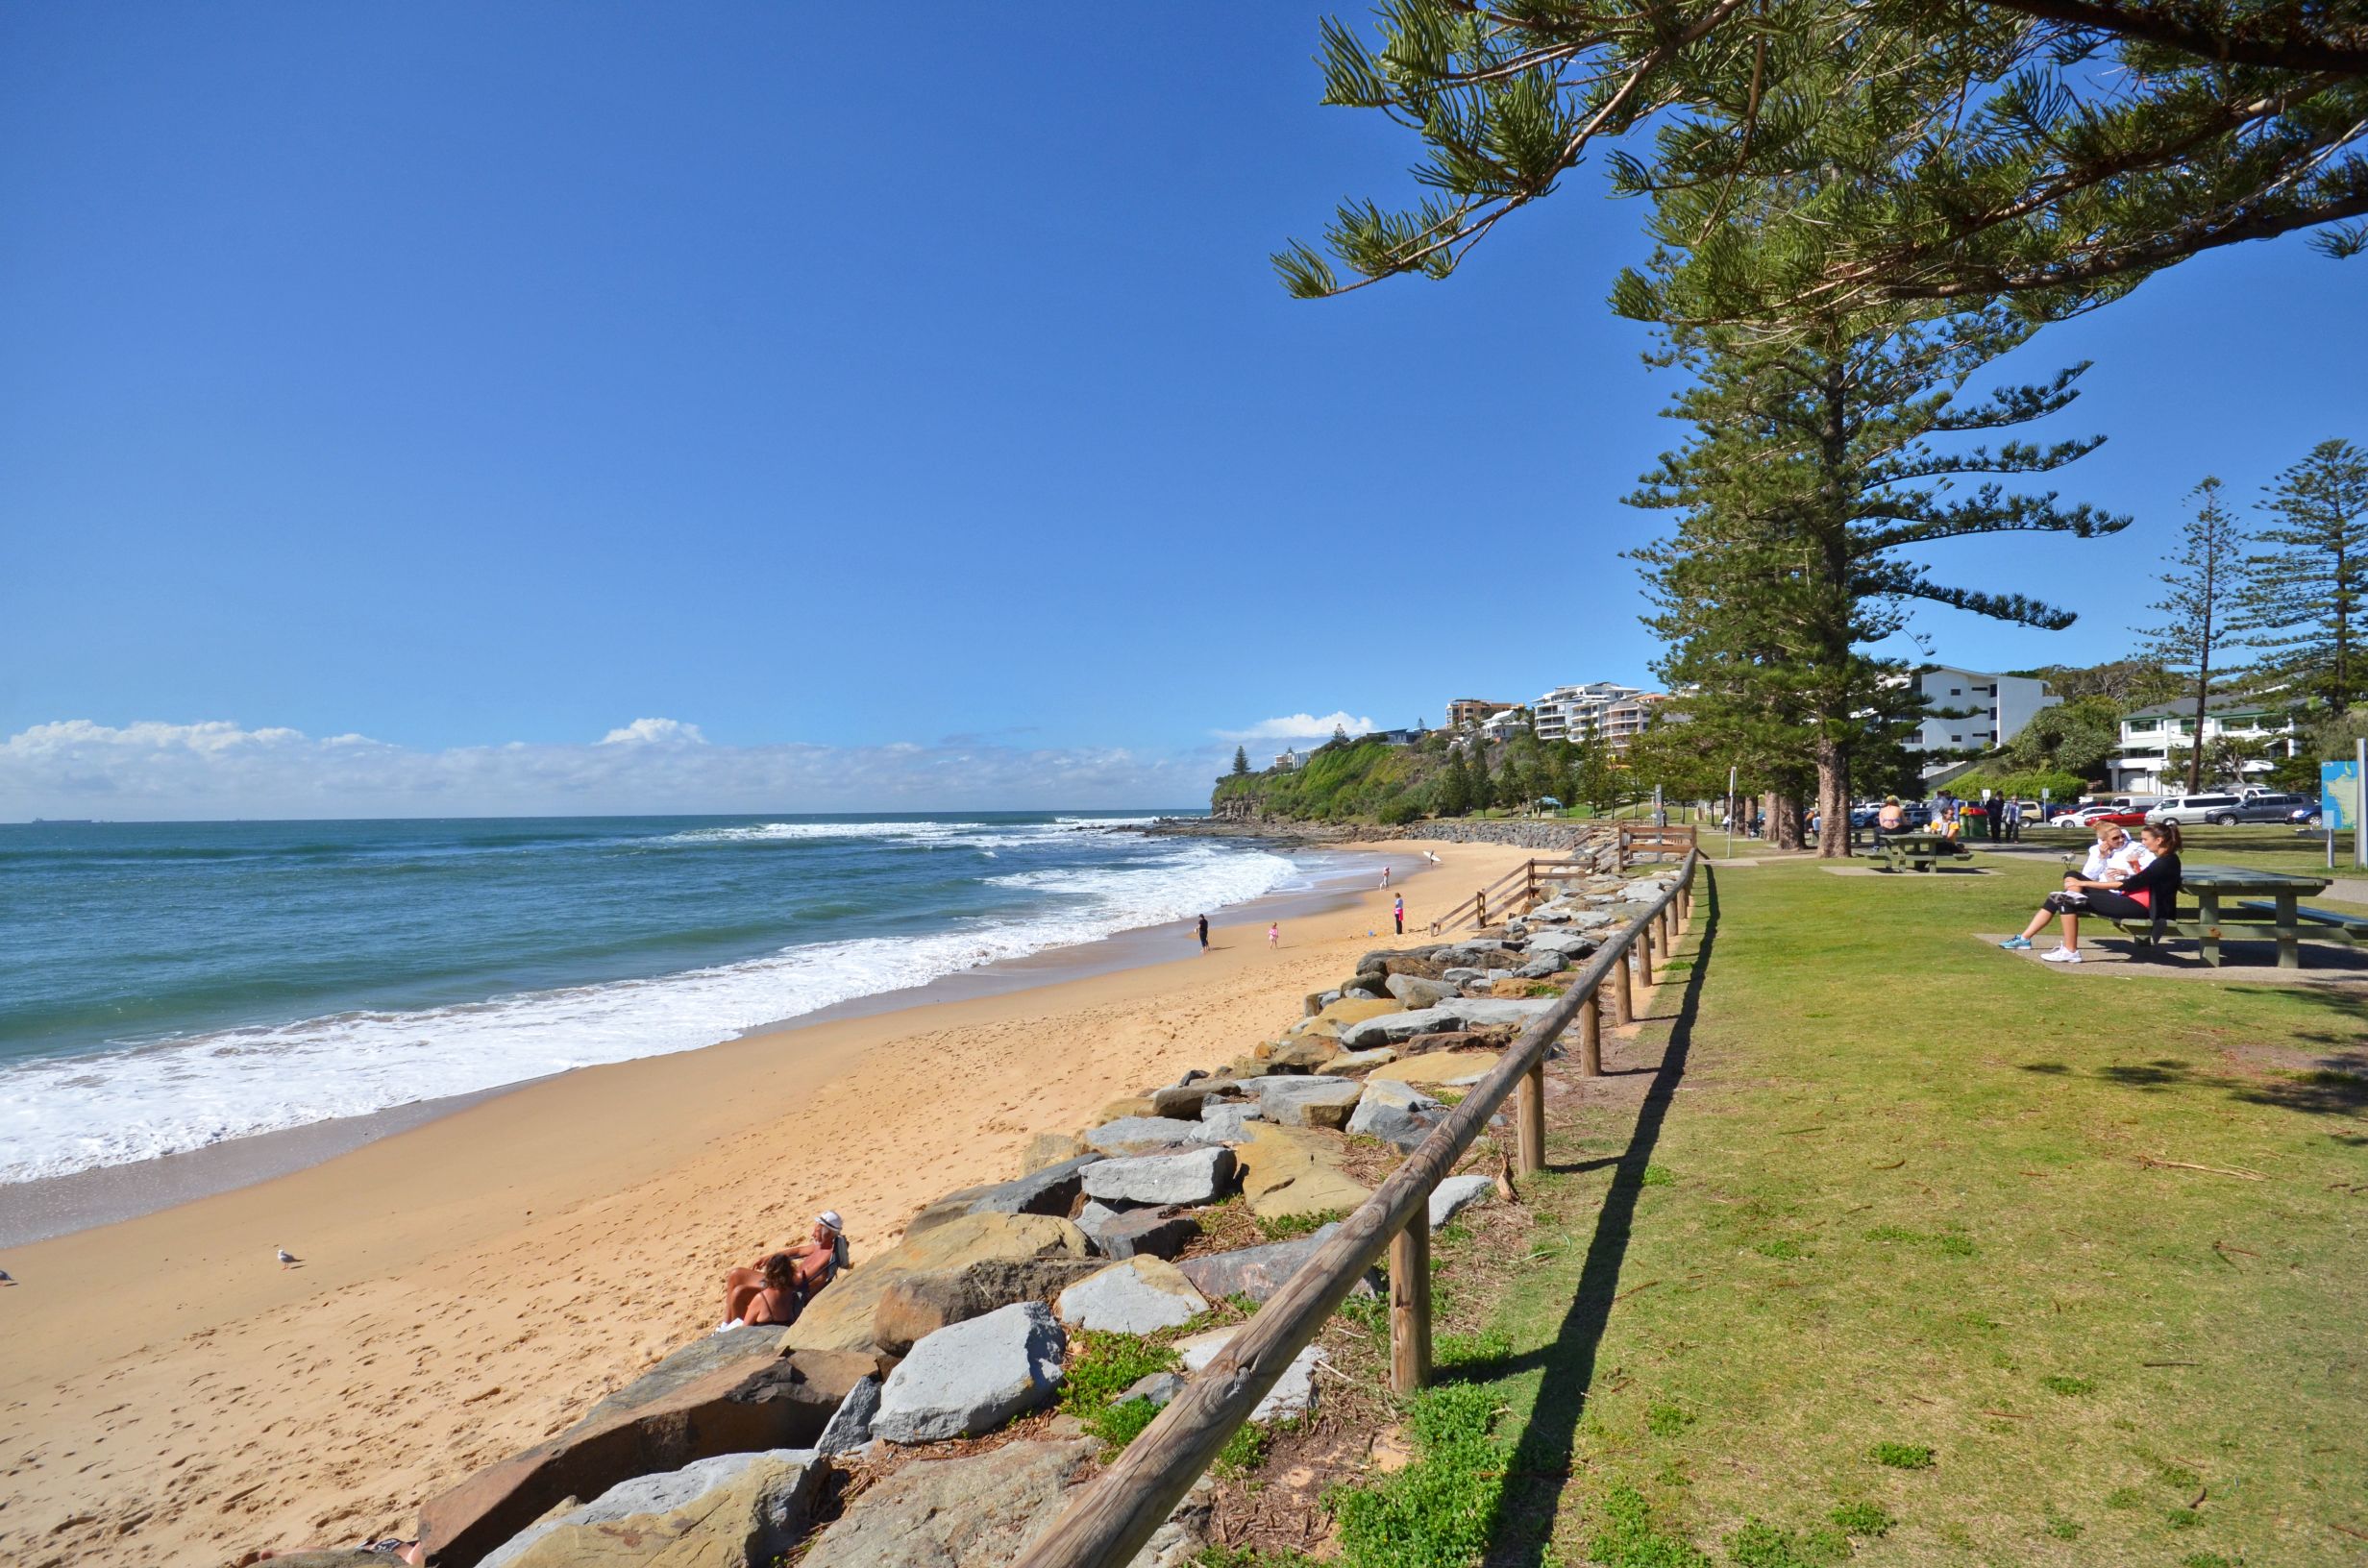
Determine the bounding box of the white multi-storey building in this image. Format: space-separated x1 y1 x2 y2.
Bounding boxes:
2109 696 2301 794
1910 667 2060 764
1531 682 1640 744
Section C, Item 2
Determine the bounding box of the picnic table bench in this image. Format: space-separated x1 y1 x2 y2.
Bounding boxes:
1872 832 1973 872
2106 865 2345 969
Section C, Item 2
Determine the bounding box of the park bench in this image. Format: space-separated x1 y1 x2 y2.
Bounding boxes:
2102 866 2343 968
1873 832 1972 873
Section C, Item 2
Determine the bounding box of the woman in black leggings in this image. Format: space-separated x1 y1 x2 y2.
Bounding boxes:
2036 821 2183 965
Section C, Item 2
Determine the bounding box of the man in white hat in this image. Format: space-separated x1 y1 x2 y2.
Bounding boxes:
717 1212 850 1331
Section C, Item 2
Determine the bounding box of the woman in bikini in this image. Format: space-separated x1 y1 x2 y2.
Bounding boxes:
720 1212 848 1329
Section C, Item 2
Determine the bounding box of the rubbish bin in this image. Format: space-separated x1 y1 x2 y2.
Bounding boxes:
1963 806 1991 841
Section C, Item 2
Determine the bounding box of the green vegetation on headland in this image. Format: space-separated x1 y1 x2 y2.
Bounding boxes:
1213 732 1627 825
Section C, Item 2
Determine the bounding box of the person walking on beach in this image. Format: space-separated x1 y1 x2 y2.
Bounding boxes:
1393 894 1405 935
1195 914 1209 953
1380 865 1391 888
1267 921 1279 949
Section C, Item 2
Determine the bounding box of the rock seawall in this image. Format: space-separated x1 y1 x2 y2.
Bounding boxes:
1147 815 1612 853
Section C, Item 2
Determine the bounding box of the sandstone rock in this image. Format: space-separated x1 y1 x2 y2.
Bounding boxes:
1263 1038 1337 1073
1385 973 1459 1008
1173 1327 1323 1422
1098 1096 1158 1121
1075 1200 1199 1261
1055 1257 1209 1334
1248 1075 1364 1130
1341 975 1391 1000
1178 1224 1371 1304
783 1213 1091 1357
1080 1145 1236 1207
1348 1078 1447 1150
1084 1116 1214 1155
1232 1122 1371 1221
873 1303 1066 1443
1325 1046 1397 1074
1317 995 1406 1027
801 1437 1095 1567
1149 1082 1213 1119
1428 1174 1495 1229
872 1256 1107 1357
1381 1049 1501 1086
1021 1132 1087 1173
419 1333 874 1568
480 1448 823 1568
1196 1102 1263 1141
815 1376 881 1457
904 1156 1100 1240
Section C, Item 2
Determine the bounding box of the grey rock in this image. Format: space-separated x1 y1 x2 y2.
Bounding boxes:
873 1302 1066 1443
1075 1200 1199 1261
1527 929 1600 956
815 1375 881 1457
1347 1078 1447 1151
1324 1046 1398 1074
1055 1257 1209 1334
1341 975 1391 1000
1173 1328 1323 1422
1080 1145 1236 1207
904 1156 1102 1239
872 1257 1106 1358
1177 1224 1372 1303
1248 1075 1365 1129
478 1448 823 1568
1385 973 1459 1008
1084 1116 1214 1155
1515 956 1566 980
800 1437 1096 1568
1441 966 1485 985
1427 1173 1496 1229
1197 1103 1265 1141
1149 1083 1213 1119
1337 1005 1460 1048
1453 998 1557 1028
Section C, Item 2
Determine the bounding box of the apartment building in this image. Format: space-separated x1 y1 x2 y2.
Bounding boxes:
2109 697 2301 794
1446 698 1515 731
1600 692 1670 752
1532 682 1640 744
1910 666 2060 764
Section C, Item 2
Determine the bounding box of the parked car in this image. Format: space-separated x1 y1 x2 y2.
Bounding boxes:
2056 802 2147 827
2290 805 2326 829
2147 792 2306 826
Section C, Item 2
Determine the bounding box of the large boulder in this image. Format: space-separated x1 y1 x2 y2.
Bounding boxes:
1318 995 1406 1027
1384 973 1459 1009
1325 1046 1398 1075
478 1448 824 1568
1080 1145 1236 1207
1055 1257 1209 1334
800 1437 1209 1568
871 1255 1108 1357
783 1212 1092 1357
1383 1049 1501 1086
1197 1102 1264 1141
1149 1081 1217 1118
1261 1037 1339 1073
1178 1224 1371 1304
1247 1075 1364 1130
1232 1123 1371 1221
1076 1201 1200 1261
872 1302 1066 1443
418 1332 876 1568
1173 1327 1324 1423
1021 1132 1088 1173
903 1155 1101 1240
1084 1116 1215 1155
815 1376 881 1457
1347 1078 1447 1151
1428 1174 1495 1229
1451 998 1557 1029
1337 1006 1462 1048
1527 929 1599 957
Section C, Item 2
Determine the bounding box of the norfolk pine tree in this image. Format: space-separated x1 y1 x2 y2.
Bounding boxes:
1232 745 1251 776
2138 477 2248 794
1629 299 2129 856
2230 439 2368 715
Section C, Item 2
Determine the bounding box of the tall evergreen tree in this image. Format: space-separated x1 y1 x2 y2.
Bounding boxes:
2137 477 2248 794
2230 439 2368 715
1630 305 2128 856
1434 748 1473 817
1232 745 1251 776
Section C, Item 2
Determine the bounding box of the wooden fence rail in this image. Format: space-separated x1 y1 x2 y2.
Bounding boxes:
1012 848 1705 1568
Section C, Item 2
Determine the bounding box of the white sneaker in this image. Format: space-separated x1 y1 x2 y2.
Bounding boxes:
2041 946 2084 964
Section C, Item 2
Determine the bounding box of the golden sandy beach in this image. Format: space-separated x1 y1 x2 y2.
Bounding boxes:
0 841 1538 1568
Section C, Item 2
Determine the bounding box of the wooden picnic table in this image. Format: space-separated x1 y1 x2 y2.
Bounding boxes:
1871 831 1971 872
2136 865 2340 969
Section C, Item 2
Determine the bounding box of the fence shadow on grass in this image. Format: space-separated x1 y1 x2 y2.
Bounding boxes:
1455 869 1722 1565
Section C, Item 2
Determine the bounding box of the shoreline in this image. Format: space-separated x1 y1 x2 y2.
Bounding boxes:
0 838 1540 1568
0 842 1420 1248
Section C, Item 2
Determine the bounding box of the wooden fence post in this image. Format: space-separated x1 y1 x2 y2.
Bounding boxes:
1578 987 1603 1075
1389 1208 1431 1393
1475 888 1486 928
1517 1064 1545 1172
1612 944 1634 1025
1637 922 1656 989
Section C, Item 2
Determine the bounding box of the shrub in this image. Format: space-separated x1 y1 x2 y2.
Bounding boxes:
1829 1501 1893 1536
1589 1482 1713 1568
1869 1441 1935 1469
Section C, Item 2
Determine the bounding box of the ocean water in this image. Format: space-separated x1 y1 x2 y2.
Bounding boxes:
0 813 1316 1185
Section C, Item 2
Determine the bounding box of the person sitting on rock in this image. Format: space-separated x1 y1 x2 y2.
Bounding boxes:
720 1212 848 1329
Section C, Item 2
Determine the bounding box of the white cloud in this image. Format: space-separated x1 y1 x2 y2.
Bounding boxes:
1216 711 1376 743
0 719 1224 820
599 717 708 747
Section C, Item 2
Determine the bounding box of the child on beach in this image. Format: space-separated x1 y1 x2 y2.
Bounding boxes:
1267 922 1279 948
1195 914 1209 953
1394 894 1405 935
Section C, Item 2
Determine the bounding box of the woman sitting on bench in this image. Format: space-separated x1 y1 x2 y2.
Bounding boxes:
2001 822 2183 964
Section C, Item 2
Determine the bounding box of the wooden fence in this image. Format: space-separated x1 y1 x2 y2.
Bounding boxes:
1423 827 1690 936
1012 847 1705 1568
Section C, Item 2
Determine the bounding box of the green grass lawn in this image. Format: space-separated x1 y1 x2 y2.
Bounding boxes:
1366 855 2367 1567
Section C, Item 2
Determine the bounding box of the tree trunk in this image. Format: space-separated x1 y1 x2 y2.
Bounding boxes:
1766 791 1805 851
1815 735 1852 858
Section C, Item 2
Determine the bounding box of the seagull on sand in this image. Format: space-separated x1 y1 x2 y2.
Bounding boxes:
276 1246 299 1270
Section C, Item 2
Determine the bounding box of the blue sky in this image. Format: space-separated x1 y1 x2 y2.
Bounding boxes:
3 5 2361 817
